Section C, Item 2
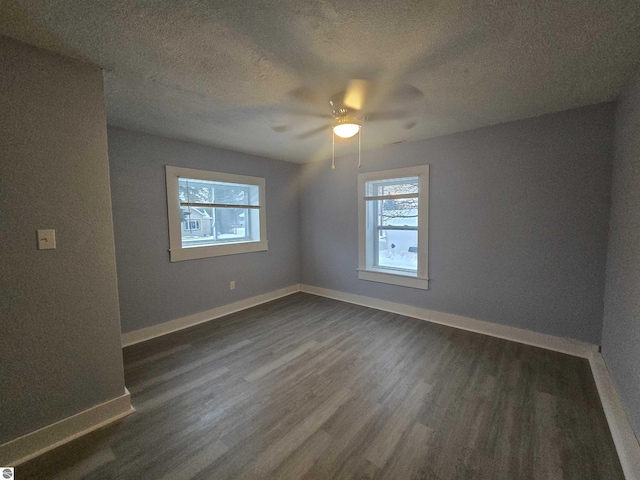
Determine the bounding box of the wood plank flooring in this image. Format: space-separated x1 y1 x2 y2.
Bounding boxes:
17 293 623 479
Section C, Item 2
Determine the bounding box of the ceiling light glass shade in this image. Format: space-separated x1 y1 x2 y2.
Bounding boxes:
332 117 361 138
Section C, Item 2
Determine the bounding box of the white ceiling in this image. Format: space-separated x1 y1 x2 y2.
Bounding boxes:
1 0 640 163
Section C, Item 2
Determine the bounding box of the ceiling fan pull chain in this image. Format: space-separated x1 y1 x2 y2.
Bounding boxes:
358 127 361 168
332 131 336 170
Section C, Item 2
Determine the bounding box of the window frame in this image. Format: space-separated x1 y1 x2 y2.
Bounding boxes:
357 165 429 290
166 166 267 262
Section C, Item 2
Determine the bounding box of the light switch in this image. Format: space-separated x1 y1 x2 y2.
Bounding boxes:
37 229 56 250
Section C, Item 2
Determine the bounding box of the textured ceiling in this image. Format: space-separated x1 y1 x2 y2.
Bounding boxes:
1 0 640 163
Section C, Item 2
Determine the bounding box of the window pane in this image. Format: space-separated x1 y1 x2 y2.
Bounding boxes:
215 208 249 242
178 178 258 206
181 207 252 248
365 176 418 197
371 198 418 227
376 228 418 271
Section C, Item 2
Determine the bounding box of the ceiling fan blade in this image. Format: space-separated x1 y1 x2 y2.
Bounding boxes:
344 79 370 111
295 124 330 140
388 84 423 103
287 86 326 109
271 125 291 133
364 110 410 122
407 29 490 75
290 111 333 119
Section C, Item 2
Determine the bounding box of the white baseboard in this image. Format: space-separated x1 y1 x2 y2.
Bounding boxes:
0 389 133 466
300 284 598 358
589 354 640 480
121 284 302 347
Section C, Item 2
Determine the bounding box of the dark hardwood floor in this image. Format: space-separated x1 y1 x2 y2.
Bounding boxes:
17 293 623 479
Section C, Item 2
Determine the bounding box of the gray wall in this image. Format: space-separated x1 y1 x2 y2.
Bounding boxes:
602 68 640 439
300 104 615 345
107 127 300 334
0 37 125 444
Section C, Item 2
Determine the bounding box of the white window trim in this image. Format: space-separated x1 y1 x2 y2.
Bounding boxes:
166 166 267 262
357 165 429 290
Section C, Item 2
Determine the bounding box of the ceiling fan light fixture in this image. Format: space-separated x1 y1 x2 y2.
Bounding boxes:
332 116 361 138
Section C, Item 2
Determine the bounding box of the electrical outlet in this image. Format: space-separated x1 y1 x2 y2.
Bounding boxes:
230 281 235 290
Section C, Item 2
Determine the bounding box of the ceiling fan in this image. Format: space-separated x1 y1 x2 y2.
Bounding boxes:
275 79 423 168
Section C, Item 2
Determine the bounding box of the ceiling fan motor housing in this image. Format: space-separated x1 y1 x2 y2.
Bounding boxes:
329 92 350 118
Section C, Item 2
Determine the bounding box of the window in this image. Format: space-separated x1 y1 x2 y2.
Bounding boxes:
358 165 429 289
183 219 201 231
166 166 267 261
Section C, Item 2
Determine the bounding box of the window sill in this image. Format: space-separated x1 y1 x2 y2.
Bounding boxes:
357 268 429 290
170 240 268 262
